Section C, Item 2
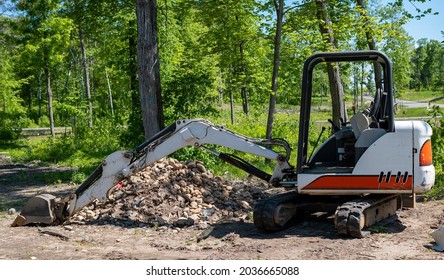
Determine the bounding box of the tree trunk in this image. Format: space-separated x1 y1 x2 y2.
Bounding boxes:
218 70 224 106
326 64 346 125
356 0 382 89
136 0 164 139
79 26 93 127
105 69 114 116
239 41 249 115
37 70 42 119
316 0 346 127
44 55 55 139
128 19 139 110
229 76 234 125
266 0 284 140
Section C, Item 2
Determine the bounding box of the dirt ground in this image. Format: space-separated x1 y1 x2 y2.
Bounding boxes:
1 155 444 260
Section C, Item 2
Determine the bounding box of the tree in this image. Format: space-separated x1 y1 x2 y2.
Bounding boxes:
15 0 74 138
410 38 427 91
67 0 93 127
136 0 163 139
356 0 382 88
265 0 284 141
196 0 266 120
0 16 29 142
315 0 346 127
377 3 414 93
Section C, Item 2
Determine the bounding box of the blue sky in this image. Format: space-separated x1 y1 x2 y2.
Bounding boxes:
389 0 443 42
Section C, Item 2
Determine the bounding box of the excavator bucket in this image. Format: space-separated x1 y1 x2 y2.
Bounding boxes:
11 194 58 227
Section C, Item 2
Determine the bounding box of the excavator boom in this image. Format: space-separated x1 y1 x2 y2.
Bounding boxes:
12 119 293 226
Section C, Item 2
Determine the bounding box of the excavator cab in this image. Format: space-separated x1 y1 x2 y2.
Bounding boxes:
296 50 395 174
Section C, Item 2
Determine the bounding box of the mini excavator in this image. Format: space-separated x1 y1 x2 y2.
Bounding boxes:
12 51 435 238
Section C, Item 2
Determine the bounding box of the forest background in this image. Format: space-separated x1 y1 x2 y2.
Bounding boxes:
1 0 444 200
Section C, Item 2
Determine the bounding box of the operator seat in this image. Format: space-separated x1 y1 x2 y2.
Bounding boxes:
350 111 371 139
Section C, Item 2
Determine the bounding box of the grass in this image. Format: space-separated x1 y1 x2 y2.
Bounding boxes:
395 107 433 118
368 225 388 234
399 90 444 102
0 197 29 212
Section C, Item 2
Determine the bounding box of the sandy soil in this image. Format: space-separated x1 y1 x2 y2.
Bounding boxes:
1 156 444 260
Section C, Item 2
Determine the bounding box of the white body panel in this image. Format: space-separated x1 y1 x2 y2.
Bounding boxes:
412 121 435 193
298 120 435 195
353 121 412 175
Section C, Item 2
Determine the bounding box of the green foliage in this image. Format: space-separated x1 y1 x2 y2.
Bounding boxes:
0 46 30 142
410 39 444 92
400 90 443 102
163 71 219 122
9 117 124 183
425 105 444 200
0 112 30 143
368 225 388 234
12 118 121 163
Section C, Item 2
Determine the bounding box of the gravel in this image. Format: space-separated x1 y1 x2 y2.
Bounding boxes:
71 158 271 228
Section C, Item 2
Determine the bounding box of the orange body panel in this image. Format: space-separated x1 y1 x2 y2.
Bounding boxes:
304 175 413 191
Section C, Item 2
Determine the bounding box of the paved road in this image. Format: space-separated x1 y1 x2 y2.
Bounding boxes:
363 96 444 108
396 99 434 108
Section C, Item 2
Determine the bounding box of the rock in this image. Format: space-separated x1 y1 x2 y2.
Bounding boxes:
171 163 182 170
174 217 194 227
202 209 215 217
196 163 206 173
156 216 168 226
190 201 198 208
8 208 16 215
63 225 74 231
213 191 224 200
239 200 250 209
192 174 202 184
178 180 187 188
182 193 192 202
203 196 214 204
197 222 209 230
189 214 199 223
201 173 210 179
177 195 186 206
73 156 268 229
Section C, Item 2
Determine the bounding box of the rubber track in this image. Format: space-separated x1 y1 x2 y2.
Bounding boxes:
253 191 299 232
335 201 357 236
335 194 398 238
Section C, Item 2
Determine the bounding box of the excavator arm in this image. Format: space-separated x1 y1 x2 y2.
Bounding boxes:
12 119 293 226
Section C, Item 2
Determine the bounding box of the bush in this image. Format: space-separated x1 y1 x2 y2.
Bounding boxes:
0 112 30 144
426 105 444 200
8 117 124 185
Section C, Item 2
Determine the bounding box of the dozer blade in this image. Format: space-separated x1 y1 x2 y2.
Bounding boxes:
11 194 58 227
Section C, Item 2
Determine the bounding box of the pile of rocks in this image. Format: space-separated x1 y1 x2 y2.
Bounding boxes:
71 157 270 228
